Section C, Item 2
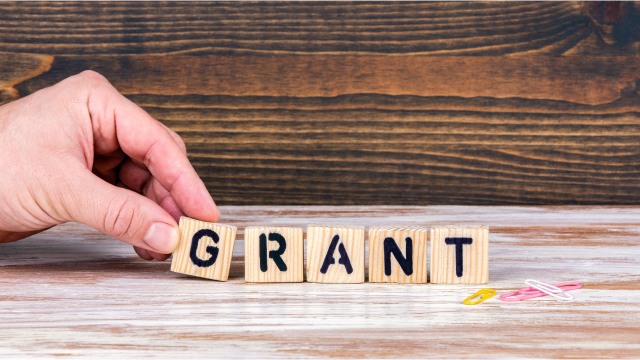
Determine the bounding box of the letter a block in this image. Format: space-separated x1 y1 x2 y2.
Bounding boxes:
430 225 489 284
245 226 304 283
171 217 237 281
307 224 365 283
369 227 428 283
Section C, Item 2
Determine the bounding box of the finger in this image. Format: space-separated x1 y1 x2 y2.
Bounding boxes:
160 123 187 154
92 149 127 184
134 246 154 261
134 245 171 261
119 159 152 193
115 180 131 190
145 178 185 222
149 250 171 261
66 171 180 254
92 149 127 174
83 73 219 223
139 177 185 223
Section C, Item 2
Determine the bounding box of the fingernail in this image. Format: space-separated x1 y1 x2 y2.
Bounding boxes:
144 222 179 253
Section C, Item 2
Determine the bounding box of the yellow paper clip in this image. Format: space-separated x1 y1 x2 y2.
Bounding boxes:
463 289 496 305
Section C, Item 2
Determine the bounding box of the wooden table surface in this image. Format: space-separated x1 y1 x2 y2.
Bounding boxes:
1 206 639 358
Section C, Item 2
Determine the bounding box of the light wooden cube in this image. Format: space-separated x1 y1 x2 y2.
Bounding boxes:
369 227 428 283
430 225 489 284
307 224 365 283
170 217 237 281
245 226 304 283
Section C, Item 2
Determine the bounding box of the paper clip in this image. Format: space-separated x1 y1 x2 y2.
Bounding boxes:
499 281 582 302
524 279 573 301
463 289 496 305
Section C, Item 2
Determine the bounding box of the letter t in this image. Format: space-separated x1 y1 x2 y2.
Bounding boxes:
444 237 473 277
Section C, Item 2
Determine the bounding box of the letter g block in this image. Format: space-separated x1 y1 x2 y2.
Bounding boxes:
171 217 237 281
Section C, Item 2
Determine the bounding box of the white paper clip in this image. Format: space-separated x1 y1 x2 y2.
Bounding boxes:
524 279 573 301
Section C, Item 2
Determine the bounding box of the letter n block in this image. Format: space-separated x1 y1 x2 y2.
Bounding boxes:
245 226 304 283
307 224 365 283
369 227 428 283
430 225 489 284
170 217 237 281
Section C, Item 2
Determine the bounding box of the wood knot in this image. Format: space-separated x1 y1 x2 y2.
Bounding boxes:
583 1 640 46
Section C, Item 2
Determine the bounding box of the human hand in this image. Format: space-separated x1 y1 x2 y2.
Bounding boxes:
0 71 220 260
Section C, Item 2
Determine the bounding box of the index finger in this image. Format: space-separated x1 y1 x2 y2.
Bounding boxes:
83 72 220 223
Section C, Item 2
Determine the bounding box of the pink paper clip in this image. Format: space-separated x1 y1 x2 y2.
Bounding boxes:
499 281 582 302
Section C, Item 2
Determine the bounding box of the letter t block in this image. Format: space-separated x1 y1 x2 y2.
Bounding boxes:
245 226 304 283
307 224 365 283
430 225 489 284
171 217 237 281
369 226 428 283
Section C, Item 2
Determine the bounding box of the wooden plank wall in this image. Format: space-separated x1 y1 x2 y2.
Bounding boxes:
1 1 639 205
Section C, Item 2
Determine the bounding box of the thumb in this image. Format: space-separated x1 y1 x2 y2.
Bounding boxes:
65 172 180 254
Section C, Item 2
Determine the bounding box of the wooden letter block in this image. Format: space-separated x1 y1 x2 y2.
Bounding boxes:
170 217 237 281
369 227 428 283
306 224 365 283
245 226 304 283
430 225 489 284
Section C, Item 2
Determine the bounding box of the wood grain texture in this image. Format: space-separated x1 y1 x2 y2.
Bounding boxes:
170 217 237 281
10 54 640 206
1 2 640 205
0 52 52 105
306 224 365 283
2 205 640 358
13 55 640 104
430 225 489 284
1 1 638 56
244 226 304 282
369 226 428 283
0 2 603 56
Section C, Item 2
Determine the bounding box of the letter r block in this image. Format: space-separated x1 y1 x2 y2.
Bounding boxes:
369 227 428 283
430 225 489 284
307 224 365 283
245 226 304 283
170 217 237 281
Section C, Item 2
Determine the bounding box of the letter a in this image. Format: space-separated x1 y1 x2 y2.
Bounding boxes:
320 235 353 274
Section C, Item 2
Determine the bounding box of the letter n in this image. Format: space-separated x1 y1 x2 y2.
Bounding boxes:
383 237 413 276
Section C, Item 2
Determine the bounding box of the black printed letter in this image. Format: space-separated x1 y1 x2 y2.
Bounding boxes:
320 235 353 274
259 232 288 272
383 237 413 276
444 237 473 277
189 229 219 268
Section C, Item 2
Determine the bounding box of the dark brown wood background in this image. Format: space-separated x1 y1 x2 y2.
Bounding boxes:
1 1 640 205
